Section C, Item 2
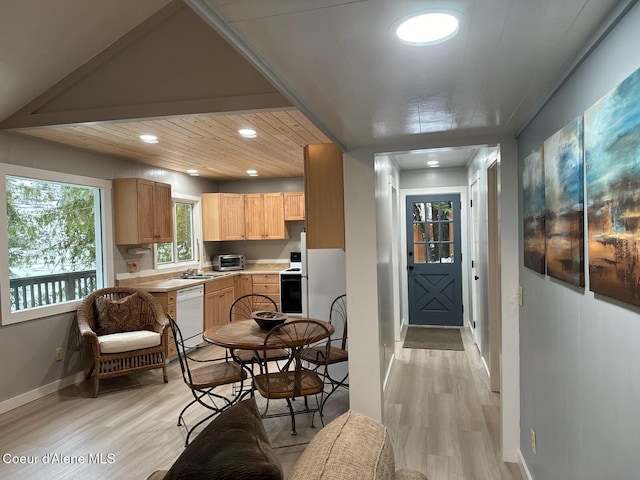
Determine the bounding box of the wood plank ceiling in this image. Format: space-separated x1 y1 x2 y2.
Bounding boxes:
19 109 330 180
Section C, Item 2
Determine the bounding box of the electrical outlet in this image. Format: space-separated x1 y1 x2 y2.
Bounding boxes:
530 428 537 455
55 347 63 362
127 261 138 273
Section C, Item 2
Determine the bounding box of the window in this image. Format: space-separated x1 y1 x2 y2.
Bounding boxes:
156 196 200 268
412 201 455 263
0 164 113 325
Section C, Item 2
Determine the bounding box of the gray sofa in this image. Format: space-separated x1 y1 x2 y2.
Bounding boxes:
148 399 427 480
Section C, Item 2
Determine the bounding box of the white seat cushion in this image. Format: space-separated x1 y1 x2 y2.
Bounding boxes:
98 330 161 354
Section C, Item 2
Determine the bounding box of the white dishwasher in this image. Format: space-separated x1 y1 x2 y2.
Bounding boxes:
176 285 204 349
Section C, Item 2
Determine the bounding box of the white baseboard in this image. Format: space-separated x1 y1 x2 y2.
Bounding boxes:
481 355 490 377
383 352 395 391
518 449 534 480
0 371 85 415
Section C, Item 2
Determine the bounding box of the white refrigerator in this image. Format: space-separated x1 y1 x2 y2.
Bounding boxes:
300 232 348 384
300 232 346 321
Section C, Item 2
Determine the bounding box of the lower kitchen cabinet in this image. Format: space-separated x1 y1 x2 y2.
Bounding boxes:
235 274 253 297
152 290 177 358
252 274 280 310
204 277 235 331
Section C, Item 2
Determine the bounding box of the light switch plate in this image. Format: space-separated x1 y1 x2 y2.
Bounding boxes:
518 286 523 306
530 428 536 455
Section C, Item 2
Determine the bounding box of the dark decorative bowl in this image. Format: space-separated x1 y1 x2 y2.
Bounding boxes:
251 311 288 330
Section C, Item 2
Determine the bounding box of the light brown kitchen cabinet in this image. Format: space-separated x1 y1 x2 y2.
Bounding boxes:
113 178 173 245
284 192 305 220
244 194 265 240
204 276 235 330
252 274 280 310
244 193 287 240
152 290 177 358
304 143 345 249
202 193 245 241
234 274 253 297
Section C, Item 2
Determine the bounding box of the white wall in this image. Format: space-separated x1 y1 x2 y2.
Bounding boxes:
517 3 640 478
343 150 384 421
466 151 496 364
374 155 400 384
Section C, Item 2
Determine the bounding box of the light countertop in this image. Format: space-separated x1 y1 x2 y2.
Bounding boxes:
130 265 286 293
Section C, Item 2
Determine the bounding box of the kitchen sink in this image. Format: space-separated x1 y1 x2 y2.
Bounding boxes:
180 273 230 279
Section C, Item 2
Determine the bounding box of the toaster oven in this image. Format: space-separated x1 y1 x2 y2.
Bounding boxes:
214 254 245 271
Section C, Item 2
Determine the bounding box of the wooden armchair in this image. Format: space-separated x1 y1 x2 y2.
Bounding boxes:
76 287 169 397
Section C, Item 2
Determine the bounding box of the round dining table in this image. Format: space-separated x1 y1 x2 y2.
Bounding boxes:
203 317 334 351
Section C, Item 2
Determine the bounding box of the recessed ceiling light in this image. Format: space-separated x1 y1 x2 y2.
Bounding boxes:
139 134 158 144
427 160 440 166
395 11 461 46
238 128 257 138
186 169 199 176
246 169 258 176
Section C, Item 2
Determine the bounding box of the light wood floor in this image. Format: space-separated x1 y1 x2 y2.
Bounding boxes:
385 327 522 480
0 328 521 480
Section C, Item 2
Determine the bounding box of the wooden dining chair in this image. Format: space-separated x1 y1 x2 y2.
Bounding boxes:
252 319 332 435
169 316 247 445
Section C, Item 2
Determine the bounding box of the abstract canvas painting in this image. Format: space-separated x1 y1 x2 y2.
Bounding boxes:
544 117 584 287
523 146 545 273
585 66 640 306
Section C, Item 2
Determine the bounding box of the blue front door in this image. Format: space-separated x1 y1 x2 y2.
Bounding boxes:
406 194 463 326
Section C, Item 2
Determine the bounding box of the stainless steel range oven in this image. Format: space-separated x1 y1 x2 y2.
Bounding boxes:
280 252 302 314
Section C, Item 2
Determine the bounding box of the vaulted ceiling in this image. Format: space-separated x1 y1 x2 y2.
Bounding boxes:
0 0 628 178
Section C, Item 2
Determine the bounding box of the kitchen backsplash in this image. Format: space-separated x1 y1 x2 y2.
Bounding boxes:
204 221 304 262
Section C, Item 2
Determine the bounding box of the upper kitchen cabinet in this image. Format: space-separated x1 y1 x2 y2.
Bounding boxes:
284 192 305 221
245 193 287 240
202 193 246 241
113 178 172 245
304 144 344 249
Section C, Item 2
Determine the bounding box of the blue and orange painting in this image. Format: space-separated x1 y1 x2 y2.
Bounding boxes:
544 117 584 287
585 66 640 306
523 146 545 274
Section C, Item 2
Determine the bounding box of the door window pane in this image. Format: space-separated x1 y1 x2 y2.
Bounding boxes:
413 202 426 222
411 200 456 264
439 201 453 221
441 242 454 262
426 243 440 263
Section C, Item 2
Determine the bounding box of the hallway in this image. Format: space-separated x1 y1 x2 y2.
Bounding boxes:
384 326 522 480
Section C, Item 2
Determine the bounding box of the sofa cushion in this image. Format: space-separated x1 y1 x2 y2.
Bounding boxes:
162 398 283 480
98 330 161 354
95 293 142 335
289 410 395 480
